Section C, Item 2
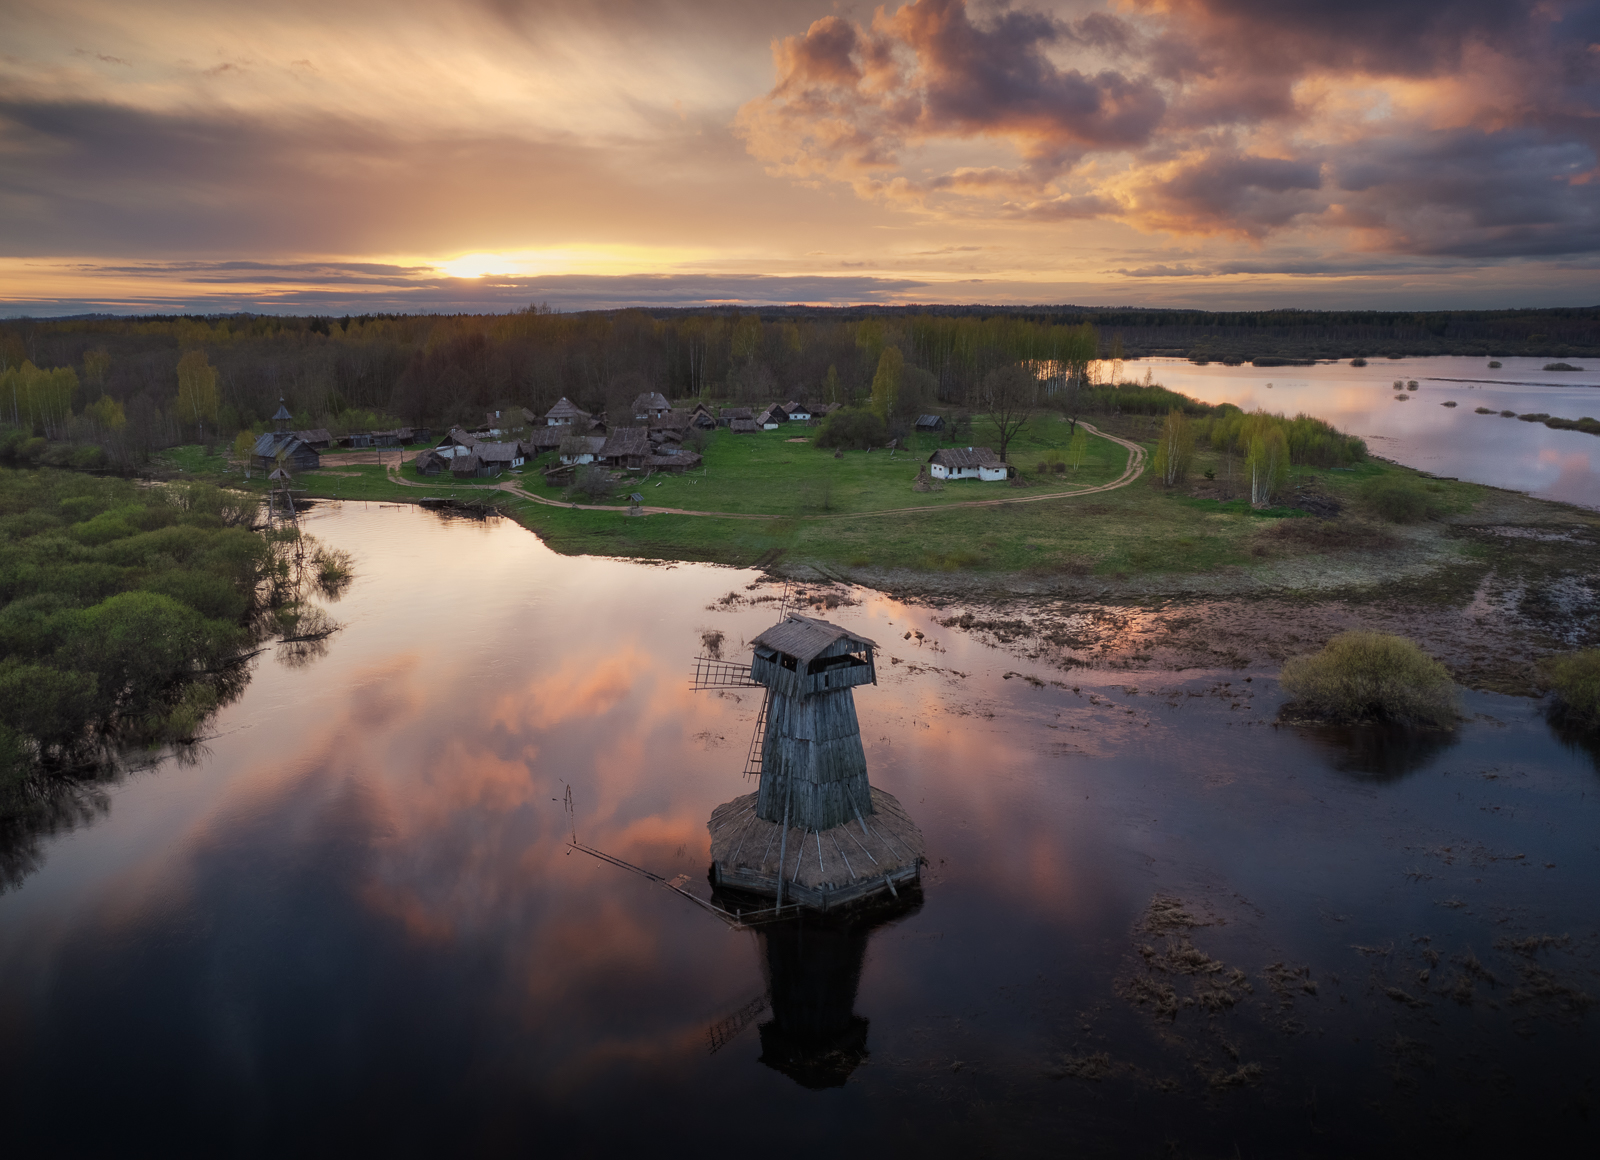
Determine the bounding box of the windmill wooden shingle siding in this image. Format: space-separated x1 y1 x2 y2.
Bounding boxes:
700 612 925 912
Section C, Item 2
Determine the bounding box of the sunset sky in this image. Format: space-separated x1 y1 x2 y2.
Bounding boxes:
3 0 1597 315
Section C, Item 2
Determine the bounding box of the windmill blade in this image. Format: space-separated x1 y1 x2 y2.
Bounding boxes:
706 991 770 1055
691 656 760 690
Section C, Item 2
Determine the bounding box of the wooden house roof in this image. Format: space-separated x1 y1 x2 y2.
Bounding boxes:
648 451 703 469
914 414 944 429
272 401 293 422
295 428 333 444
600 426 651 458
751 614 877 665
728 418 759 433
252 431 307 458
413 449 446 471
475 441 522 463
720 407 753 420
757 404 787 424
560 435 607 456
521 426 564 450
929 446 1002 469
546 397 589 422
631 391 671 414
439 428 479 448
448 452 483 474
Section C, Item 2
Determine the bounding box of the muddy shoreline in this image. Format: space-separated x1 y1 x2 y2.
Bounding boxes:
774 486 1600 698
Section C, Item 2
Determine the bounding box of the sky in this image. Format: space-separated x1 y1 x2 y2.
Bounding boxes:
2 0 1598 315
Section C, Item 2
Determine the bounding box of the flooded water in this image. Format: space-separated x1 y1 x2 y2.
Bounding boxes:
1 505 1596 1156
1127 355 1600 510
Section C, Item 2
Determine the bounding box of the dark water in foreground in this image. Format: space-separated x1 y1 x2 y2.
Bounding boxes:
1 505 1596 1157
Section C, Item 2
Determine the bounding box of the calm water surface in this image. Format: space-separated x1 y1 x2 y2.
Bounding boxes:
1127 355 1600 509
1 505 1596 1156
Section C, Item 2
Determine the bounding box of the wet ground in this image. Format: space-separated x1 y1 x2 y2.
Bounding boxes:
0 504 1594 1157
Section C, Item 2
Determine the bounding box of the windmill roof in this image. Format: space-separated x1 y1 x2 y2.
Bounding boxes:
750 614 877 665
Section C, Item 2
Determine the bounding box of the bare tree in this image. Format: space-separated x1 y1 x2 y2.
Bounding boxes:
978 364 1038 463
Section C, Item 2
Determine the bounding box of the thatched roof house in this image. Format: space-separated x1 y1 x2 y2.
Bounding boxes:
631 391 672 421
294 428 334 449
449 451 498 478
521 425 565 452
914 414 945 432
475 441 525 470
783 401 814 421
413 448 447 476
648 451 702 472
599 426 651 467
545 397 590 426
928 446 1007 480
719 407 753 426
252 431 320 473
728 418 759 434
559 435 607 465
758 404 788 429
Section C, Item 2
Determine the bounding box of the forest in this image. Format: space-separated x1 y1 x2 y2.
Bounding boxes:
0 303 1595 469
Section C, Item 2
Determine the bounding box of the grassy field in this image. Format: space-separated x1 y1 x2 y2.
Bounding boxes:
163 413 1491 580
516 422 1126 514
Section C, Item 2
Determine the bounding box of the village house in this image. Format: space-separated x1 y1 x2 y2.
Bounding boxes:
412 449 447 476
598 426 651 469
927 446 1009 481
474 441 525 472
253 401 321 473
914 414 945 434
688 402 717 428
783 401 814 422
546 397 590 426
648 449 703 473
342 431 374 449
448 452 498 479
372 427 415 447
559 435 607 466
294 427 334 450
718 407 752 427
434 429 479 459
631 391 672 421
728 417 759 434
757 404 787 430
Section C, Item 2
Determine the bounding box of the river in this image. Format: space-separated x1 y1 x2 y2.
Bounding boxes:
1120 355 1600 510
0 504 1595 1156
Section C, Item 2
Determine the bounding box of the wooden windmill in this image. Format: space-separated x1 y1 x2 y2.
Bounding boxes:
694 612 924 911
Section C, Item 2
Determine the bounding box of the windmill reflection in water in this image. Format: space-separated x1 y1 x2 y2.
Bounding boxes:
691 610 927 1085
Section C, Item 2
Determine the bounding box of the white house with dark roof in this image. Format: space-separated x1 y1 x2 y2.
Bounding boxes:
631 391 672 421
928 446 1008 481
545 397 589 426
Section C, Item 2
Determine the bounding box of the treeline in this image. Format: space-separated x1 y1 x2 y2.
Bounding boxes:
5 300 1578 467
0 309 1097 465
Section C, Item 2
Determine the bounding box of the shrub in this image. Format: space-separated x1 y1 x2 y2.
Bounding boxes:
1360 476 1441 523
1544 362 1583 372
1474 406 1494 414
1488 361 1502 368
814 407 888 450
1545 650 1600 727
1280 631 1458 726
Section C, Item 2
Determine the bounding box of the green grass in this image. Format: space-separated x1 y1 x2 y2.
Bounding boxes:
156 444 235 476
515 422 1126 515
213 413 1489 581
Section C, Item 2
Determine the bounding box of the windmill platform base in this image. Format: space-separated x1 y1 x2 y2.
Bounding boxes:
707 787 924 913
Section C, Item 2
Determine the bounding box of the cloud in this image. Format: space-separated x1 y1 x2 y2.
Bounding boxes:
740 0 1600 258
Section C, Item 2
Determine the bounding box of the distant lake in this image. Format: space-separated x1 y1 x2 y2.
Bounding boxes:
1 505 1595 1155
1125 355 1600 510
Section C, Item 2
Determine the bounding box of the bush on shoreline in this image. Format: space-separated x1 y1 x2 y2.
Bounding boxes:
1544 650 1600 727
1359 476 1444 523
1280 632 1458 727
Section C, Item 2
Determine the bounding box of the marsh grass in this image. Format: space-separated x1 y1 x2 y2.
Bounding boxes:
1544 650 1600 727
1360 476 1446 523
1280 632 1458 727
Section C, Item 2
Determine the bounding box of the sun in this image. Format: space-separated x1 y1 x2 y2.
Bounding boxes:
438 253 512 279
